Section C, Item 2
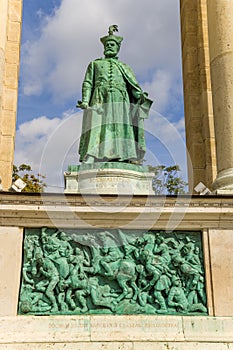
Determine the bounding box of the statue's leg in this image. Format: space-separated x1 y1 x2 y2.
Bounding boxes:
154 291 167 313
101 261 114 276
75 291 88 313
138 292 147 307
45 277 59 312
116 278 129 302
130 281 139 302
58 292 68 311
66 288 76 310
188 303 207 313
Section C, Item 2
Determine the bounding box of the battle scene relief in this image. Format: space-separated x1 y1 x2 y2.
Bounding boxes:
19 228 207 315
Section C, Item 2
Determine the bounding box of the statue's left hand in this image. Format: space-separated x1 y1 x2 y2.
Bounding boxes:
132 90 142 100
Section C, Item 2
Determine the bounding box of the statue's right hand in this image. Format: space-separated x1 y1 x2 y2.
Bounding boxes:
76 101 89 109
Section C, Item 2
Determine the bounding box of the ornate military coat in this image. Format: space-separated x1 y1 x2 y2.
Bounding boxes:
79 57 150 162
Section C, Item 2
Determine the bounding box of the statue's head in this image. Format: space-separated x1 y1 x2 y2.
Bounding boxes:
103 40 120 58
60 231 68 241
172 275 181 286
20 300 32 313
100 25 123 58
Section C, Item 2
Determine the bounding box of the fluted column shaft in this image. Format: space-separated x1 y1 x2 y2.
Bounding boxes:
207 0 233 191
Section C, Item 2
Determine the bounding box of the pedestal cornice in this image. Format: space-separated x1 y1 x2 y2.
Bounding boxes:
1 192 233 229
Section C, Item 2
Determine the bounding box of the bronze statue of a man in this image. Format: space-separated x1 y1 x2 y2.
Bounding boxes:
77 25 152 164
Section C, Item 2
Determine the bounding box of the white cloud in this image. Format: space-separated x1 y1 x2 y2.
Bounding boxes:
144 110 187 178
14 112 83 191
142 70 173 113
21 0 182 107
17 116 61 141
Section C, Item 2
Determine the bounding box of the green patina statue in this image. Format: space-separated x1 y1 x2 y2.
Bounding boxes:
19 229 207 316
77 25 153 164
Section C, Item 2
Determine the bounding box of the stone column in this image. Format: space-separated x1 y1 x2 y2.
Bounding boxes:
180 0 216 192
0 0 22 190
0 1 9 179
207 0 233 192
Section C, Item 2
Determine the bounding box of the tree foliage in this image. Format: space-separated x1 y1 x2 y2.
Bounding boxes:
148 165 188 195
12 164 46 193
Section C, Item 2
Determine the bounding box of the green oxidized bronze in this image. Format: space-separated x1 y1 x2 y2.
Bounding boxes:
77 25 153 165
19 229 207 315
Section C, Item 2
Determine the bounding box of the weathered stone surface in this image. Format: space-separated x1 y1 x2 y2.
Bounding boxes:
90 315 184 342
0 1 8 47
0 136 14 161
5 41 20 64
0 343 231 350
208 229 233 316
64 166 154 195
0 343 133 350
7 20 21 42
0 316 90 343
183 316 233 342
134 343 229 350
1 192 233 231
1 109 17 135
4 62 19 88
8 0 22 22
0 316 232 346
0 227 23 316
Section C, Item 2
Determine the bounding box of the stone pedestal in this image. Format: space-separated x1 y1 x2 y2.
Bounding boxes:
64 163 154 195
0 193 233 348
0 315 233 349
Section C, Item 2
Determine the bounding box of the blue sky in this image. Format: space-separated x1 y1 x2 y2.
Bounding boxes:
15 0 186 192
18 0 64 123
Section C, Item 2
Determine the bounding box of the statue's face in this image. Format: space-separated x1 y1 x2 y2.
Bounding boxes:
104 40 119 58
